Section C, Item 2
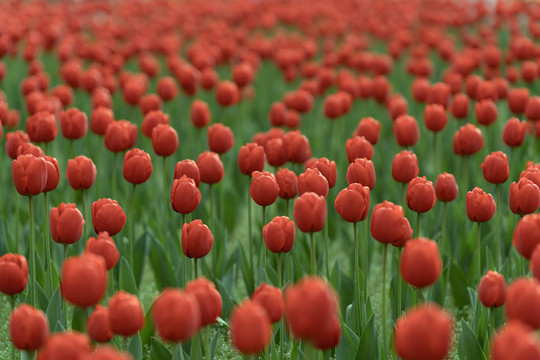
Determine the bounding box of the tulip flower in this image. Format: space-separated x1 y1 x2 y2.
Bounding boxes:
508 88 530 115
298 168 328 198
392 150 419 187
108 291 145 337
354 117 381 145
505 278 540 329
185 277 222 327
85 232 120 271
207 123 235 154
190 99 211 128
86 305 113 343
36 331 91 360
450 93 469 119
91 198 127 236
90 107 114 136
305 157 337 189
230 300 271 356
265 138 287 168
104 120 137 153
252 283 285 323
141 110 169 138
346 136 374 162
283 130 311 164
5 131 30 160
50 203 85 245
60 108 88 142
66 156 97 191
0 253 28 296
478 270 506 308
157 76 178 101
513 214 540 260
151 124 178 158
152 288 200 343
526 96 540 122
475 100 498 126
174 160 200 188
182 219 213 278
400 238 442 301
407 177 436 236
393 115 420 148
139 94 162 115
196 151 224 185
9 304 49 352
491 321 540 360
509 178 540 214
216 81 240 107
502 117 527 148
26 111 57 144
346 157 375 190
394 303 453 360
61 253 107 308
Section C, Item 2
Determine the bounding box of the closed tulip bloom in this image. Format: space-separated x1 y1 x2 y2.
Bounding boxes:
346 136 374 162
86 305 113 343
250 171 280 206
123 148 153 185
513 214 540 259
16 142 44 157
269 102 287 127
60 108 88 140
283 130 311 164
264 138 287 167
6 131 30 159
263 216 295 253
502 117 527 148
346 158 375 190
506 278 540 329
323 94 343 119
157 76 178 101
66 155 96 190
36 332 91 360
298 168 328 198
400 238 441 288
475 100 498 126
453 123 484 156
152 288 200 342
141 110 169 138
207 123 235 154
394 115 420 147
171 176 201 214
61 253 107 308
424 104 448 133
276 168 298 199
186 277 222 327
104 120 137 153
412 77 430 103
26 111 57 143
0 253 28 295
139 94 162 115
481 151 509 184
435 172 459 202
450 93 469 119
12 154 48 196
238 143 266 176
196 151 224 184
491 321 540 360
252 283 285 323
200 67 218 90
392 150 419 184
508 87 530 114
91 107 114 136
354 117 381 145
216 81 240 107
190 99 211 128
510 178 540 215
230 300 271 355
233 62 255 88
108 291 145 336
466 187 496 223
91 199 127 236
521 164 540 188
478 270 506 308
151 124 178 157
50 203 85 245
394 303 453 360
530 246 540 281
85 232 120 271
407 177 436 213
9 304 48 351
285 277 339 342
371 201 412 247
43 156 59 193
182 220 213 258
334 183 370 223
293 192 327 233
174 160 200 187
306 157 337 189
526 96 540 121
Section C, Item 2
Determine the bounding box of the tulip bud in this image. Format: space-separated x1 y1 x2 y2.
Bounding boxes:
508 87 529 114
196 151 224 184
174 159 200 187
346 136 374 162
354 117 381 145
298 168 328 198
510 178 540 215
450 93 469 119
208 123 235 154
91 198 127 236
85 232 120 271
370 201 412 247
238 143 266 176
216 81 240 107
491 321 540 360
263 216 295 253
61 253 107 308
171 176 201 214
250 171 280 206
151 124 178 157
478 270 506 308
66 155 97 191
400 238 441 288
513 214 540 259
182 220 213 259
406 177 436 213
123 148 153 185
12 154 48 196
334 183 370 223
393 115 420 147
346 157 375 190
505 278 540 329
26 111 57 143
36 331 91 359
86 305 113 343
502 117 527 148
104 120 137 153
185 277 222 327
435 172 459 202
392 150 419 184
9 304 49 351
50 203 85 245
6 131 30 159
108 291 145 337
60 108 88 140
306 157 336 189
230 300 271 355
453 123 484 156
43 156 60 193
91 107 114 136
466 187 496 223
293 192 327 233
0 253 28 296
252 283 285 323
481 151 509 184
283 130 311 164
190 99 211 128
152 288 200 342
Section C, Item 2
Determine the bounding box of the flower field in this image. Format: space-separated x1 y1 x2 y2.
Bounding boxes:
1 0 540 359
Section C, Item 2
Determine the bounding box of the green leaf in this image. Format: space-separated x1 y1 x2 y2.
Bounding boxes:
450 259 470 308
150 337 172 360
149 235 177 290
336 309 359 360
209 329 219 360
133 234 149 287
128 333 143 360
216 279 236 319
71 306 88 333
140 307 155 346
119 256 138 294
458 320 487 360
356 315 380 360
45 287 62 333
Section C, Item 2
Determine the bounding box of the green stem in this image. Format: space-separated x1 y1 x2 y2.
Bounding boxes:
416 212 421 238
182 214 186 287
398 247 403 317
277 252 284 360
463 156 469 195
324 220 329 279
496 183 501 269
80 190 87 243
28 196 35 306
310 232 316 275
382 244 388 360
354 222 361 330
162 156 168 219
11 296 16 360
247 177 254 285
129 184 136 269
477 222 482 285
123 336 129 352
43 192 53 297
108 270 114 298
441 202 447 257
286 199 290 218
262 206 266 272
63 245 68 329
416 287 424 304
194 258 198 279
363 218 368 294
112 152 117 199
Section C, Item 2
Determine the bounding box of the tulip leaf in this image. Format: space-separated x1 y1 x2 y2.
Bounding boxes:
216 279 235 319
45 287 62 333
140 307 155 346
119 256 138 294
54 320 65 333
458 319 487 360
449 259 470 308
133 233 149 287
238 246 254 295
71 306 89 333
149 235 177 290
209 329 220 360
356 315 381 360
128 333 143 360
150 337 172 360
336 306 359 360
32 280 49 312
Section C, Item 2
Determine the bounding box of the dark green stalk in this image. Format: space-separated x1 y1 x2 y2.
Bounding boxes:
28 196 35 306
416 212 421 238
324 221 329 279
247 176 254 284
496 183 501 269
43 192 53 297
11 296 16 360
181 213 186 287
477 222 482 285
262 206 266 272
310 232 316 275
381 244 388 360
129 184 136 269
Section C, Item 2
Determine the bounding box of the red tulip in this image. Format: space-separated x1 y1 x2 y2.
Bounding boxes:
264 138 287 167
90 107 114 136
174 159 200 188
216 81 240 107
478 270 506 308
238 143 266 176
157 76 178 101
104 120 137 153
151 124 178 157
298 168 328 198
250 171 280 206
393 115 420 147
334 183 370 223
466 187 496 222
86 305 113 343
12 154 48 196
252 283 284 323
108 291 145 336
513 214 540 260
262 216 295 253
66 155 96 190
6 131 30 159
427 82 450 107
0 253 28 295
346 157 375 190
26 111 57 143
123 148 153 185
502 117 527 148
521 163 540 188
306 157 337 189
435 172 459 202
481 151 509 184
475 100 498 126
185 277 222 327
43 155 59 193
275 168 298 199
526 96 540 121
196 151 224 184
50 203 85 245
283 130 311 164
230 300 271 355
152 288 200 342
508 87 530 114
412 77 430 103
61 253 107 308
394 303 453 360
453 123 484 156
91 198 127 236
190 99 211 128
293 192 326 233
370 201 412 247
491 321 540 360
139 94 162 115
510 178 540 215
450 93 469 119
171 176 201 214
505 278 540 329
141 110 169 138
354 117 381 145
91 87 112 109
208 123 235 154
400 238 441 288
16 142 44 157
36 331 91 360
9 304 48 351
60 108 88 140
392 150 419 184
268 102 287 127
346 136 374 162
85 232 120 271
182 220 213 258
424 104 448 132
233 62 255 88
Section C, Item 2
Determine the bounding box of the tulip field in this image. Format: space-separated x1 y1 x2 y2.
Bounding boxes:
3 0 540 359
